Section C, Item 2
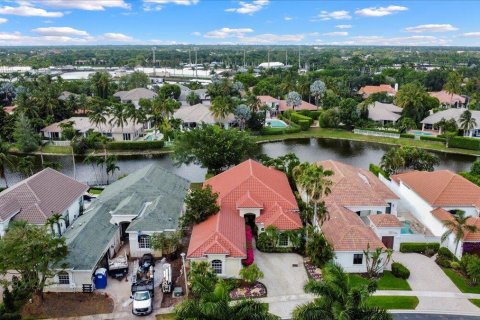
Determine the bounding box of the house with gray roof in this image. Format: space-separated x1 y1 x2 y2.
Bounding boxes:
173 103 235 129
0 168 87 237
49 164 189 292
421 108 480 137
113 88 157 108
367 102 402 126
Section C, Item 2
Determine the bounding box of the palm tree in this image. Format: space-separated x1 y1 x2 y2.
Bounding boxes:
16 156 35 178
46 212 66 236
444 71 462 107
0 142 16 188
105 155 120 185
380 147 405 175
459 110 477 136
88 104 108 136
441 211 478 256
292 263 391 320
211 96 234 122
109 103 128 139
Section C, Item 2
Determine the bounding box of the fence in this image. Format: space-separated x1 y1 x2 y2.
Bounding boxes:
353 129 400 139
42 140 71 146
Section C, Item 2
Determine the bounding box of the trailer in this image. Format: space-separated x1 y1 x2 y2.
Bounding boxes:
108 252 128 280
161 263 172 293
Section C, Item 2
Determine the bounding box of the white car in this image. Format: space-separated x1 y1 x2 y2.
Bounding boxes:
132 291 153 316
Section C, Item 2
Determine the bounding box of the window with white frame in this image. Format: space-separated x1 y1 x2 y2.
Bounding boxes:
211 260 223 274
278 233 289 247
138 235 151 249
353 254 363 265
58 271 70 285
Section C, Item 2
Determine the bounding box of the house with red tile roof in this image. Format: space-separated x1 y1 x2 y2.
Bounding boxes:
429 90 467 108
310 160 400 273
358 84 397 99
0 168 88 237
187 159 302 277
257 95 318 114
385 170 480 258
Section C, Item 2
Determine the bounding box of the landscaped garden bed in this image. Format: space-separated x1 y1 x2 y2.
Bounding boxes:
435 248 480 294
304 261 322 281
229 281 267 300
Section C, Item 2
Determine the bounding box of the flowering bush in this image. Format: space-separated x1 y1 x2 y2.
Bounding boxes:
304 261 322 281
242 226 254 266
229 282 267 300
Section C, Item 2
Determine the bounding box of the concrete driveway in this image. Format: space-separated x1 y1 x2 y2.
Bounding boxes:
391 252 480 313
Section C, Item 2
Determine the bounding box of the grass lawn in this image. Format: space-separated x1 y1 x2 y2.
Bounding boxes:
88 187 103 195
349 271 411 291
40 145 73 154
442 268 480 294
156 314 175 320
470 299 480 308
367 296 419 310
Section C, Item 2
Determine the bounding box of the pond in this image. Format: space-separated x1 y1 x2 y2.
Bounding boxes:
3 138 477 187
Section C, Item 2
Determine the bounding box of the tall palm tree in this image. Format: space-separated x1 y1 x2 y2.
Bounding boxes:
16 156 35 178
109 103 128 139
444 71 462 106
105 155 120 185
46 212 66 236
380 147 406 175
459 110 477 136
441 211 478 256
88 104 108 136
0 142 16 188
292 263 391 320
211 96 234 122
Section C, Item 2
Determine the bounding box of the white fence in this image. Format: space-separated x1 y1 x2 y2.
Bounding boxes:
353 129 400 139
43 140 71 146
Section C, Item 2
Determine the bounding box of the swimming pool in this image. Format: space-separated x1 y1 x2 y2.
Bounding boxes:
401 221 414 234
265 119 289 128
410 130 433 136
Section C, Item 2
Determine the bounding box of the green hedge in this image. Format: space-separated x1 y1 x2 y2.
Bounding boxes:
261 122 302 135
420 135 446 142
360 128 400 134
459 172 480 187
400 133 415 139
297 110 321 119
290 112 313 127
369 163 390 180
400 242 440 254
391 262 410 280
297 119 311 131
449 136 480 150
106 140 165 150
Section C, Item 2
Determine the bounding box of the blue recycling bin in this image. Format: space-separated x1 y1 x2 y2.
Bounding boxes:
94 268 107 289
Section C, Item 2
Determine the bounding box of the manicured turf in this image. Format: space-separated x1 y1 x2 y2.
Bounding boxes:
442 268 480 294
349 271 411 291
367 296 419 310
470 299 480 308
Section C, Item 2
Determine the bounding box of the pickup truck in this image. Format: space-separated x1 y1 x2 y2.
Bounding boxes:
131 254 155 316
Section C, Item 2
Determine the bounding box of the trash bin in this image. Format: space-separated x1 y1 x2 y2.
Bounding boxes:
95 268 108 289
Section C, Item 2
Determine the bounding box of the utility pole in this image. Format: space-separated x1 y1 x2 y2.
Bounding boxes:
285 50 288 66
194 47 198 77
152 47 156 76
298 47 301 69
243 49 246 67
267 48 270 69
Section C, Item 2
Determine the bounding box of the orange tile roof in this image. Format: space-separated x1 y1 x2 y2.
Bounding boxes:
431 208 480 241
429 90 466 105
318 160 398 207
369 214 402 228
321 203 386 251
392 170 480 207
256 95 318 112
187 159 302 258
359 84 396 97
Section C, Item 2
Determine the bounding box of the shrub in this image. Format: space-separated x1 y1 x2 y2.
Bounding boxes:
438 247 455 260
461 254 480 285
297 119 311 131
391 262 410 279
449 136 480 150
306 232 334 268
242 226 254 266
400 133 415 139
420 135 446 142
106 140 164 150
399 242 440 255
319 109 340 128
435 255 452 268
369 163 390 179
261 122 302 135
450 261 461 270
239 263 264 285
297 110 321 119
71 137 89 154
459 172 480 187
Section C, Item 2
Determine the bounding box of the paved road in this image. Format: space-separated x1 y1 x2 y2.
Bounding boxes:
394 314 480 319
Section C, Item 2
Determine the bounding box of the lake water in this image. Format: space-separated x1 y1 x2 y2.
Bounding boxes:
3 138 477 187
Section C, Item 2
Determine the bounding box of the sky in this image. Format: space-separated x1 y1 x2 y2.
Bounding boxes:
0 0 480 46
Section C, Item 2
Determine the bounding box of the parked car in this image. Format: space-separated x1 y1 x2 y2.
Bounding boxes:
131 291 153 316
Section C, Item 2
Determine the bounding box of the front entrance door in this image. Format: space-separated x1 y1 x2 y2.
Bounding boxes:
382 236 394 249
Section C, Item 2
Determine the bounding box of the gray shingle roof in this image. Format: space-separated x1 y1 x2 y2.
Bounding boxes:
173 103 234 124
113 88 157 102
0 168 88 224
421 108 480 127
368 102 402 122
62 164 189 270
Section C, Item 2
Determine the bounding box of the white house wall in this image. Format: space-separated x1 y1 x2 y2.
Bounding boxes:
334 251 387 273
45 269 93 293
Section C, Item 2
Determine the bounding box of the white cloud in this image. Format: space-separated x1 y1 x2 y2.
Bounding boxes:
144 0 199 5
204 27 254 39
237 33 304 44
336 24 352 29
284 16 293 21
102 33 133 41
322 32 348 37
191 31 201 36
318 10 351 20
463 32 480 38
226 0 269 15
326 35 450 46
34 0 131 10
0 4 63 17
32 27 89 37
0 18 7 24
355 5 407 17
405 24 458 33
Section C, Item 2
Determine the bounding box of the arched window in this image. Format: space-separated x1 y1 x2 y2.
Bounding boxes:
58 271 70 285
278 232 289 247
211 260 223 274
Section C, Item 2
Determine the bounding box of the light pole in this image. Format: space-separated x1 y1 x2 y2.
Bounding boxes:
180 252 189 297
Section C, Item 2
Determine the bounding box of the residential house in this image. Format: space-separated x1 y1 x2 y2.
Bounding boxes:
367 102 402 126
257 95 318 114
173 103 235 129
420 108 480 137
41 116 144 141
358 84 397 99
0 168 87 237
187 159 302 277
384 170 480 259
308 160 400 273
49 164 189 292
2 106 16 115
429 90 467 108
58 91 79 102
113 88 157 108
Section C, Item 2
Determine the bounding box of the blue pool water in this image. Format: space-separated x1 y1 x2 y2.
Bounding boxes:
144 135 159 141
410 130 433 136
266 119 289 128
401 221 414 234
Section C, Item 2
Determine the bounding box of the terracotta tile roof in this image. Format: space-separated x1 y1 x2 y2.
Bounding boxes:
429 91 466 105
392 170 480 207
321 203 385 251
369 214 402 228
256 95 318 112
0 168 88 224
359 84 396 97
318 160 398 207
187 159 301 259
431 208 480 241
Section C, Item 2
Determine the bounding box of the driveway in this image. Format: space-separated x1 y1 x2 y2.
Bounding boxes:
391 252 480 313
254 249 310 318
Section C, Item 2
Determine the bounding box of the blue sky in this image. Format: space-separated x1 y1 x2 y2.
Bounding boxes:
0 0 480 46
